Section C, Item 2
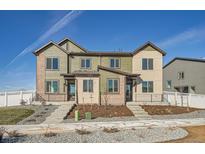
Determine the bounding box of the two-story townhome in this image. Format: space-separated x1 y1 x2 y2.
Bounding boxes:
33 38 166 105
163 57 205 94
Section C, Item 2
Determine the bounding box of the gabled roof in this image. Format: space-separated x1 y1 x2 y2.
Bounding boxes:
58 37 87 52
69 51 133 56
133 41 166 56
33 41 69 56
98 65 140 77
163 57 205 69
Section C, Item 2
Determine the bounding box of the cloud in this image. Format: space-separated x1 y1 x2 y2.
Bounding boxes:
1 10 84 72
158 26 205 48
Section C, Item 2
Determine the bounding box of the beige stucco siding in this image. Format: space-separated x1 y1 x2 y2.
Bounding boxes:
99 69 126 105
132 46 163 94
76 77 100 104
59 41 85 53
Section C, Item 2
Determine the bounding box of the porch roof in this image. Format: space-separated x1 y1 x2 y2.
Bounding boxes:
98 65 140 77
61 70 100 78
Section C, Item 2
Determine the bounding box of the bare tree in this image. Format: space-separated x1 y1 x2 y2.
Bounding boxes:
103 92 109 117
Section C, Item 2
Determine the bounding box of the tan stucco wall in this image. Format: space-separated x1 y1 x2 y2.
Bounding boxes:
99 69 126 105
59 41 85 53
76 77 100 104
132 46 163 94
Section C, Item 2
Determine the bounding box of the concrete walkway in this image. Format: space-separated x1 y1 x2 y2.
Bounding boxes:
127 102 150 118
42 103 75 124
2 118 205 135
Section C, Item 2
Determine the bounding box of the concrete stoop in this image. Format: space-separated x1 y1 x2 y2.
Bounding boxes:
126 102 151 119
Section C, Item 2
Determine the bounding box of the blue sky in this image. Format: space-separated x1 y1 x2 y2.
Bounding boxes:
0 10 205 91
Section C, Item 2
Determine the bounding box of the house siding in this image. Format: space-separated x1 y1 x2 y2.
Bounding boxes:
132 46 163 94
163 60 205 94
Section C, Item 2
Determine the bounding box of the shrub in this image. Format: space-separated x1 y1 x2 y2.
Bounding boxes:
43 132 57 137
20 99 27 106
0 127 6 142
103 127 120 133
75 129 91 135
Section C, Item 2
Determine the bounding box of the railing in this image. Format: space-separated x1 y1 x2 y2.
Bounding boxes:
0 90 36 107
134 93 164 102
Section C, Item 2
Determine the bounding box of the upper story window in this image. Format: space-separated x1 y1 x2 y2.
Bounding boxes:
107 79 119 93
46 58 59 70
142 81 153 93
142 58 153 70
46 80 59 93
110 58 120 68
83 80 93 92
178 72 184 80
166 80 172 89
81 59 91 69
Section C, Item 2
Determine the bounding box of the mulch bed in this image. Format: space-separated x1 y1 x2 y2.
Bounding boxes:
141 105 201 115
67 104 134 119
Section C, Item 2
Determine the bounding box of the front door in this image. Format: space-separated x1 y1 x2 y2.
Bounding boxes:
126 81 132 101
68 82 75 101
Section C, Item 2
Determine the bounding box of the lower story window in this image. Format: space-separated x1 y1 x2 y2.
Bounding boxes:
83 80 93 92
107 79 119 93
46 80 59 93
142 81 153 93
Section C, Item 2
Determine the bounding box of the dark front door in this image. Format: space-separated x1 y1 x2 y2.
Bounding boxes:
67 82 75 101
126 80 133 101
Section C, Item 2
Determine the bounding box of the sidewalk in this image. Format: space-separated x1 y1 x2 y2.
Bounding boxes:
2 118 205 135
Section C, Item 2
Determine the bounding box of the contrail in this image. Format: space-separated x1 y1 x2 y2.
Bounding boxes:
1 10 83 72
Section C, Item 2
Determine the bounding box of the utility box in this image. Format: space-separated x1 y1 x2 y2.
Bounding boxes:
85 112 92 120
75 110 80 121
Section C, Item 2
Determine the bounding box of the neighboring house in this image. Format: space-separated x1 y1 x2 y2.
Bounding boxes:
163 57 205 94
33 38 166 105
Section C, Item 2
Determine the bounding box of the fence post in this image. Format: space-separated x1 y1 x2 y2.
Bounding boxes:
4 92 8 107
174 92 177 106
188 93 191 107
20 91 23 101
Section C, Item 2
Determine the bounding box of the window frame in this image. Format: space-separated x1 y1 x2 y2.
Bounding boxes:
166 80 172 89
110 58 120 69
83 79 93 92
46 57 59 70
142 81 154 93
142 58 153 70
45 80 59 93
107 78 120 93
81 58 91 69
178 72 185 80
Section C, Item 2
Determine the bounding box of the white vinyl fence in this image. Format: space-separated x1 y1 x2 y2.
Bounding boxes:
163 91 205 109
0 90 35 107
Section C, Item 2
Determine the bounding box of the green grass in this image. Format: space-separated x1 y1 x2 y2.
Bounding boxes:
0 107 34 125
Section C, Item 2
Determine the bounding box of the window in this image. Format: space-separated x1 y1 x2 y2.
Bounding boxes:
142 58 153 70
107 79 119 93
142 81 153 93
178 72 184 80
110 58 120 68
46 58 59 70
166 80 172 89
83 80 93 92
81 59 91 69
46 80 59 93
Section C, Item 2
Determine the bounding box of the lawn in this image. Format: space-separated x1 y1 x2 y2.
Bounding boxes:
141 105 201 115
67 104 134 119
166 125 205 143
0 107 34 125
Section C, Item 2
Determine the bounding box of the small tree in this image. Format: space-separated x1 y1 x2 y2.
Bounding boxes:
103 92 109 117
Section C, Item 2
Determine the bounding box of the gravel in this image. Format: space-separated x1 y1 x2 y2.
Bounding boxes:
17 105 59 125
1 127 188 143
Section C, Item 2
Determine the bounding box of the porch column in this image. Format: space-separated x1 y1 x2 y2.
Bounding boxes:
132 80 136 101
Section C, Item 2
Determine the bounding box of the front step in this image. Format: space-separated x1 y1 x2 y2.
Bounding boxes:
126 103 151 118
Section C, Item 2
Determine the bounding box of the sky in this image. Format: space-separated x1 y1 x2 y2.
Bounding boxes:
0 10 205 91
